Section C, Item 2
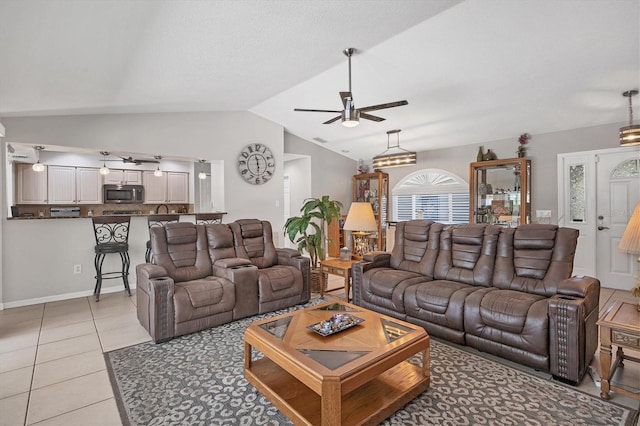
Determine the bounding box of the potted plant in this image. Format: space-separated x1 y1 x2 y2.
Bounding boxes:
284 196 343 270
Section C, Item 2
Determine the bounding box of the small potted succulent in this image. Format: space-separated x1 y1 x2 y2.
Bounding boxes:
517 133 530 158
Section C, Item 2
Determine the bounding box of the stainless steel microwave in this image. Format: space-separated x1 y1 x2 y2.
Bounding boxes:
103 185 144 204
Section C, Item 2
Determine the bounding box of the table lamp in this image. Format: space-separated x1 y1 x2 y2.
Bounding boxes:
343 202 377 258
618 202 640 307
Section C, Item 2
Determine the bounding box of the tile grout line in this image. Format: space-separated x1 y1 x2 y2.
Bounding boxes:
26 397 116 426
24 305 46 426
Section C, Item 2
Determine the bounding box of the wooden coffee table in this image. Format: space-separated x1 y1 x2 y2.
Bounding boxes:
244 301 430 426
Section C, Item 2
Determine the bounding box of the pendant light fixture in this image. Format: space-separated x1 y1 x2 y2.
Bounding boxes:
153 155 163 177
99 151 110 175
32 146 45 172
620 89 640 146
372 129 417 169
198 159 207 180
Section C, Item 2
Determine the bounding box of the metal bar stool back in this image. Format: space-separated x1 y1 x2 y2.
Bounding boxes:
195 212 226 224
145 214 180 263
92 216 131 301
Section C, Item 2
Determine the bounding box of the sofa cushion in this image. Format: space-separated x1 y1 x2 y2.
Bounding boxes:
390 221 443 277
151 223 213 283
493 225 578 297
434 224 500 287
173 277 235 323
230 219 278 269
257 265 303 301
405 280 481 333
464 288 548 356
361 268 428 315
205 224 238 262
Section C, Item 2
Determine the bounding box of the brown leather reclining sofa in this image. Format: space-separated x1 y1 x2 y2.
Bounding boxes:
352 220 600 383
137 219 310 343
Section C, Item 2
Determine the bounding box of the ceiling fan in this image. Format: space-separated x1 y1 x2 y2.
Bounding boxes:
103 153 160 165
294 48 408 127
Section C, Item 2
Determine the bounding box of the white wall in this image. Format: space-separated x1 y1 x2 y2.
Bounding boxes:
284 132 355 210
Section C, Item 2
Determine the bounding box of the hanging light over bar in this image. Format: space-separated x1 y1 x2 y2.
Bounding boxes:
372 129 417 168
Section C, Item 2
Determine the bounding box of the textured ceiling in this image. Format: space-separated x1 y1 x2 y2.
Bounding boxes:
1 0 638 161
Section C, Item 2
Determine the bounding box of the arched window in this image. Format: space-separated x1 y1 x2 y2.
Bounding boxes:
392 169 469 223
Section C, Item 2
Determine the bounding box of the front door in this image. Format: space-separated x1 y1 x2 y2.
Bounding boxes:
595 150 640 290
558 147 640 290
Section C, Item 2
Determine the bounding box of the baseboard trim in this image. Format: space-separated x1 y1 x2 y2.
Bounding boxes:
1 283 137 310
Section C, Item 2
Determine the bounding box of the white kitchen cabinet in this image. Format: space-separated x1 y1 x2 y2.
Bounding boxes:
16 163 48 204
167 172 189 203
143 171 189 203
76 167 102 203
48 166 76 204
103 169 142 185
48 166 102 204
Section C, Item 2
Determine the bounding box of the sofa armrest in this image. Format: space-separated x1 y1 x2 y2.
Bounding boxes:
362 251 391 264
352 253 391 305
277 254 311 303
548 282 600 383
137 263 170 282
136 264 175 344
276 248 302 259
557 276 600 299
214 258 253 268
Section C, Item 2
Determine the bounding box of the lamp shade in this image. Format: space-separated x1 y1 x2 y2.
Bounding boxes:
618 202 640 254
343 202 377 232
620 125 640 146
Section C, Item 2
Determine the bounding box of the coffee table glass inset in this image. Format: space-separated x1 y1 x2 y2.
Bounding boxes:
245 301 430 426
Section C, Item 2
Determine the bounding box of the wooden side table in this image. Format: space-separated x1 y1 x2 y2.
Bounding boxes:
597 299 640 401
319 258 358 302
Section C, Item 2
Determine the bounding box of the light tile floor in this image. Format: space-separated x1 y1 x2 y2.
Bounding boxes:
0 278 638 425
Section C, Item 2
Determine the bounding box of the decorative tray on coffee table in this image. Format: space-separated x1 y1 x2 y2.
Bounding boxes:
308 313 364 337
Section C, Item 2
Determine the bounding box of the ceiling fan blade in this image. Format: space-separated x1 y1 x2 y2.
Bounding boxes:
323 115 342 124
339 91 352 108
294 108 342 113
359 100 408 113
360 112 385 122
120 156 159 164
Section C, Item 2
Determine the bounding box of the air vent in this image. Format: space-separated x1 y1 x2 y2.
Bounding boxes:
10 154 28 159
313 137 328 144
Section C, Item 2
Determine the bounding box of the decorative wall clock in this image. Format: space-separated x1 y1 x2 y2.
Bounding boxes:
237 143 275 185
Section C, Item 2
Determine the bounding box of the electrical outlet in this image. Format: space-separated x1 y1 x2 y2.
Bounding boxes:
73 264 82 274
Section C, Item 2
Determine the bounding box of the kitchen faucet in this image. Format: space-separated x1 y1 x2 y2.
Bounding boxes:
155 204 169 214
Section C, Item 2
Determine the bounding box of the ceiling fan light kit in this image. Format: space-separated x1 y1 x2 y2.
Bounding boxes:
372 129 417 169
620 89 640 146
342 108 360 127
294 48 408 127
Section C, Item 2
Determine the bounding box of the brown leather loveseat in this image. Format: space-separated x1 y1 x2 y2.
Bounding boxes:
352 221 600 383
137 219 310 343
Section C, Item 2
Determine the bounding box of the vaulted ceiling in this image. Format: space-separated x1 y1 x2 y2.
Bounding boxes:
1 0 638 161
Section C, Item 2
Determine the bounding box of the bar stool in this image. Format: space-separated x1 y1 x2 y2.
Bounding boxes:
92 216 131 302
145 214 180 263
195 212 226 224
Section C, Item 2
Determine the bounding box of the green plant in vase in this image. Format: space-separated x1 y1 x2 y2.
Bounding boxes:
284 196 343 269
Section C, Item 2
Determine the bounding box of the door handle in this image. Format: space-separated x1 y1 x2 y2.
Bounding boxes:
597 226 610 231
